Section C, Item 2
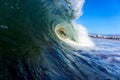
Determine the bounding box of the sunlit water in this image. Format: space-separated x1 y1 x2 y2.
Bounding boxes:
76 38 120 80
93 38 120 64
0 0 120 80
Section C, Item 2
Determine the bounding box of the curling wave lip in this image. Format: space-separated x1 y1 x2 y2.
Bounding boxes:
55 22 95 49
66 0 85 18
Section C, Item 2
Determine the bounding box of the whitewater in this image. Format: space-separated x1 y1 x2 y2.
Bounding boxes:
0 0 120 80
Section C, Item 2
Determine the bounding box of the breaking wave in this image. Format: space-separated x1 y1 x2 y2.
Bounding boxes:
0 0 120 80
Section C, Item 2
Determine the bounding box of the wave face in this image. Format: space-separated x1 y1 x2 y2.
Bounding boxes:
0 0 119 80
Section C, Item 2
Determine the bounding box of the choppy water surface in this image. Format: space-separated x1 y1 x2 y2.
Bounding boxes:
76 38 120 80
93 39 120 66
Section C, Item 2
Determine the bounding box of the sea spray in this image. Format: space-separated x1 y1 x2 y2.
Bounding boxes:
54 0 94 48
0 0 89 79
72 22 95 47
66 0 85 18
1 0 119 80
55 22 95 49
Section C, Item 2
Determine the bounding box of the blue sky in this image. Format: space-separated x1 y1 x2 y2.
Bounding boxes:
76 0 120 34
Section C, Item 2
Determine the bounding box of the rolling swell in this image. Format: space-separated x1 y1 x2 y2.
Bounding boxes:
0 0 119 80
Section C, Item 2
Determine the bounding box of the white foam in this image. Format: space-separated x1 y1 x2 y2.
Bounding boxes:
55 22 95 50
72 22 95 47
55 0 95 49
66 0 85 18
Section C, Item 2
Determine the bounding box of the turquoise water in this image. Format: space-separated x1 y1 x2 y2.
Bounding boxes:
0 0 120 80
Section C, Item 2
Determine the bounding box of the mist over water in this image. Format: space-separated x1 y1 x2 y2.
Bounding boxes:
0 0 120 80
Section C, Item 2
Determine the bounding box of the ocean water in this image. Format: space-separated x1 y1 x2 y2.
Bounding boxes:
0 0 120 80
77 38 120 80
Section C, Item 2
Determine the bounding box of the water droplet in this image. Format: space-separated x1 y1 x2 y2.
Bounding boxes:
11 6 13 9
5 3 8 6
17 7 20 10
0 25 8 29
